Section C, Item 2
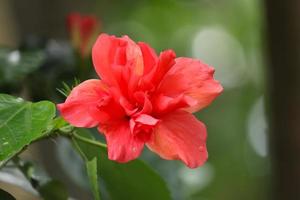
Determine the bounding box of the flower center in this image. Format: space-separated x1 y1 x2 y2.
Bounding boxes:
129 113 160 142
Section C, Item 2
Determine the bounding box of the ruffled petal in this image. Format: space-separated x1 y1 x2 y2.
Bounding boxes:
100 122 145 163
92 34 120 85
144 49 176 87
92 34 145 97
153 94 197 114
57 79 108 127
157 57 223 113
135 114 160 126
147 110 208 168
92 34 141 82
123 36 144 77
88 95 125 124
138 42 158 75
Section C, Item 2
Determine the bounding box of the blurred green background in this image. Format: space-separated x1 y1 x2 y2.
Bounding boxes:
0 0 270 199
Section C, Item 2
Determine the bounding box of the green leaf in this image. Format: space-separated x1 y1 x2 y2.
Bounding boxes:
72 129 171 200
38 180 68 200
0 94 56 166
0 188 16 200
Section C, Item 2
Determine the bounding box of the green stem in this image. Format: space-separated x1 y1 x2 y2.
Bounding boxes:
65 131 107 148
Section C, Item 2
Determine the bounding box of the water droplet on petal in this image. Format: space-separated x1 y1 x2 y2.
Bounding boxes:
132 147 137 152
199 145 205 152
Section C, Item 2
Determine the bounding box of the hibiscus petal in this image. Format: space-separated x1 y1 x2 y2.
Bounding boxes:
153 94 198 114
138 42 158 75
135 114 160 126
57 79 107 127
147 110 208 168
123 35 144 76
92 34 145 98
89 95 125 124
92 33 120 85
157 57 223 113
101 122 145 163
146 49 176 86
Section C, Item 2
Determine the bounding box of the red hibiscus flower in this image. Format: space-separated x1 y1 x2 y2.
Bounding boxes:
66 12 100 58
57 34 223 168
